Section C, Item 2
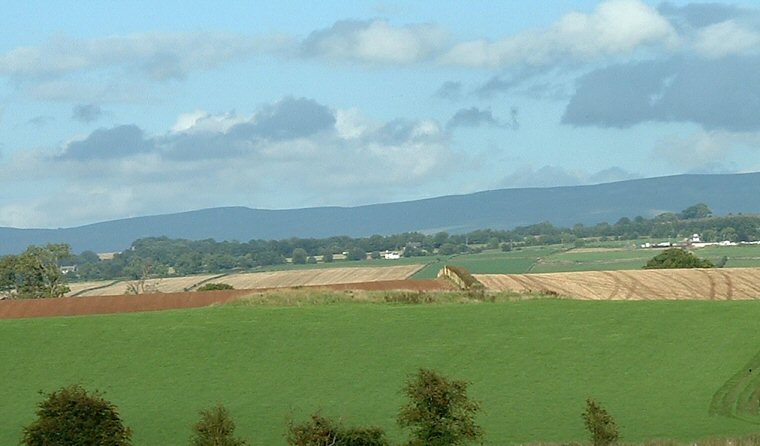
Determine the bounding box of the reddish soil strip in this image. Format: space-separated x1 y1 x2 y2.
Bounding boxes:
0 279 452 320
0 289 252 320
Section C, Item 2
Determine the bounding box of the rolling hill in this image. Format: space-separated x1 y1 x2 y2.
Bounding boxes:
2 172 760 254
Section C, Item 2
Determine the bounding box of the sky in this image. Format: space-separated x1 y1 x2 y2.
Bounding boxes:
2 0 760 228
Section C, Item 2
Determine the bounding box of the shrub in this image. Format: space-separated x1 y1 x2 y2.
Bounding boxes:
643 248 714 269
582 398 619 446
398 368 483 446
287 414 388 446
22 384 132 446
197 283 234 291
190 403 247 446
383 291 435 304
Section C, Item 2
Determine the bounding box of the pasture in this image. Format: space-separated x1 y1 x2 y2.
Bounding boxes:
413 244 760 277
3 298 760 445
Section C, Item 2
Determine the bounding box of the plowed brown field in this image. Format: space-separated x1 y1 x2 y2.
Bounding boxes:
476 267 760 300
0 264 447 319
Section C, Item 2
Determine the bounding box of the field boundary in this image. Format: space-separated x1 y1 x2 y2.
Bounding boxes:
0 279 452 319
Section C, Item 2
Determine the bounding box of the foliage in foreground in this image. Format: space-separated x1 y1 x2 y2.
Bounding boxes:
582 398 619 446
190 403 248 446
21 384 132 446
287 414 389 446
643 248 715 269
398 368 483 446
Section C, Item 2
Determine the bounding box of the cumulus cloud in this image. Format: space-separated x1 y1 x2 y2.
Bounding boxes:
658 2 748 29
446 107 518 130
300 19 447 64
693 20 760 58
228 97 335 141
562 56 760 131
27 115 54 127
501 165 639 188
58 125 155 160
653 130 760 171
434 81 463 100
0 32 288 81
6 97 458 226
440 0 678 68
71 104 103 122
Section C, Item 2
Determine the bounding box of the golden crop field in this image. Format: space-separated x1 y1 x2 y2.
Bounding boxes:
475 267 760 300
218 265 424 289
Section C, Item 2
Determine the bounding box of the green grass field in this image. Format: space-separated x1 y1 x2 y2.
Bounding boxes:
3 298 760 445
410 245 760 277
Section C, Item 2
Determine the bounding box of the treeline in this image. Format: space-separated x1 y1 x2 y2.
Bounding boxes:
20 369 621 446
6 203 760 283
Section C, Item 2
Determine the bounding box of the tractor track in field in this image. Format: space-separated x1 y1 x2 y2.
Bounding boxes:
475 267 760 300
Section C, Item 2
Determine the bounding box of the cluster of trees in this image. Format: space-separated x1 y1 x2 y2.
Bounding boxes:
643 248 715 269
2 204 757 288
20 370 619 446
0 244 71 299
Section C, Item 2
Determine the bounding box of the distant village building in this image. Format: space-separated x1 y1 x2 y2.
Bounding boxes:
382 250 401 260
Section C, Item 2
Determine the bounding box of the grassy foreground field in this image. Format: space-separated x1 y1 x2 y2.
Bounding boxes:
2 298 760 445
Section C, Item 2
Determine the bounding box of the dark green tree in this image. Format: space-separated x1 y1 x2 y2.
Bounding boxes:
398 369 483 446
346 247 366 261
22 385 132 446
292 248 308 265
190 403 248 446
679 203 712 220
643 248 714 269
582 398 619 446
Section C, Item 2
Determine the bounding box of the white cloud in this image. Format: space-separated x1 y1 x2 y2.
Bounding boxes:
653 130 760 171
693 20 760 58
501 165 639 188
300 19 447 64
441 0 678 67
0 98 459 227
0 32 290 80
171 111 247 134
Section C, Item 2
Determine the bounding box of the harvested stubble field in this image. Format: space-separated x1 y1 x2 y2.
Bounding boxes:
476 267 760 300
66 265 424 298
217 264 424 289
71 274 225 296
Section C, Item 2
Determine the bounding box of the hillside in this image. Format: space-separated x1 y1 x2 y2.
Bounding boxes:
2 172 760 254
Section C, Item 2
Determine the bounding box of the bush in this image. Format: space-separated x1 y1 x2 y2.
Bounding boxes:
643 248 714 269
197 283 234 291
582 398 619 446
287 414 388 446
190 403 247 446
383 291 435 304
398 369 483 446
22 385 132 446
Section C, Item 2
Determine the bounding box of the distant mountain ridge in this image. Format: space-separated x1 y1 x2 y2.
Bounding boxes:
2 172 760 255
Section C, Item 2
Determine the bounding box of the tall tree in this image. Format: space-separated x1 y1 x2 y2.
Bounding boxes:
190 403 248 446
2 243 72 298
398 369 483 446
22 385 132 446
582 398 619 446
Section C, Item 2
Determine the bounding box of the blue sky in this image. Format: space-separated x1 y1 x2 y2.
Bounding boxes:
2 0 760 228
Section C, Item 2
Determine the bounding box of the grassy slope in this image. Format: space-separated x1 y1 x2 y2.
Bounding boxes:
2 300 760 445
